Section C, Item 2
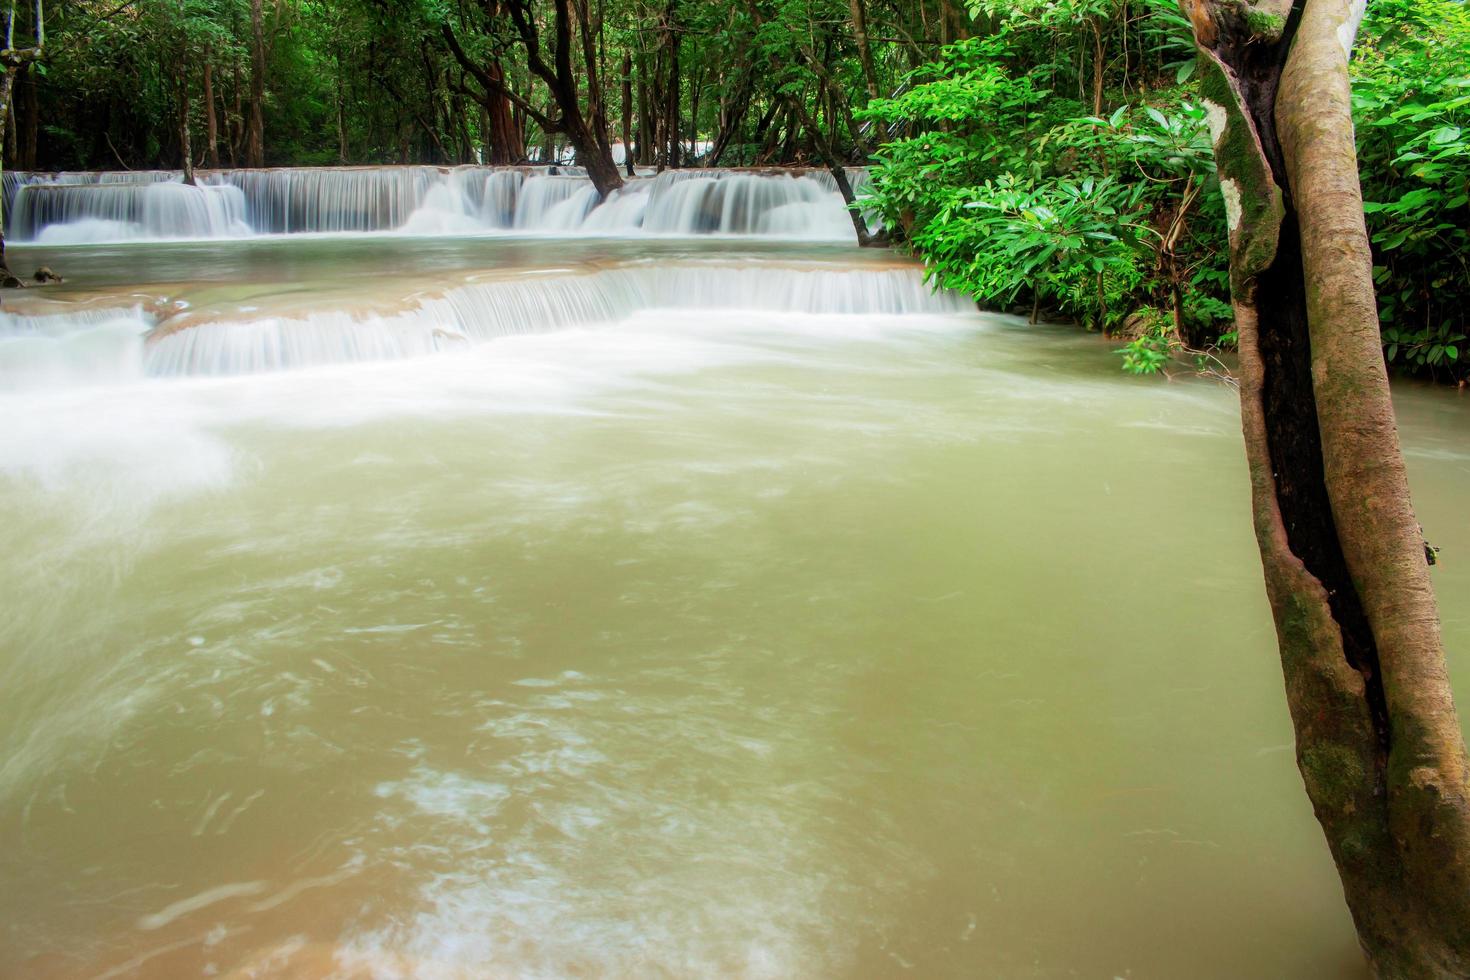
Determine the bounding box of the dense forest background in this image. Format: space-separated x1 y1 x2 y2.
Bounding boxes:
22 0 1470 379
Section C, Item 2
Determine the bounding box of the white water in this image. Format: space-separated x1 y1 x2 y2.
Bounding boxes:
0 260 963 382
7 166 870 244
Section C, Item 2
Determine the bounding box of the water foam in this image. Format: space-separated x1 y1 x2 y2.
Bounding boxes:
111 261 970 377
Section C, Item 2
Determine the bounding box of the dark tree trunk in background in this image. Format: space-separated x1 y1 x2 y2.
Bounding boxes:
178 64 195 184
688 65 701 162
483 61 522 163
245 0 266 167
848 0 879 100
4 93 15 169
443 0 620 193
1187 0 1470 974
228 52 242 166
20 65 35 169
0 0 45 281
637 55 652 165
620 50 633 175
203 56 220 169
663 0 680 168
333 51 347 164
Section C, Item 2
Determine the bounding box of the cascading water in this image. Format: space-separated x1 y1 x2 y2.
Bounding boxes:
0 260 969 383
5 165 873 244
12 181 251 244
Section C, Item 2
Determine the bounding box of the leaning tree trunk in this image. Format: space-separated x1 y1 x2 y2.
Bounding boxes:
1186 0 1470 975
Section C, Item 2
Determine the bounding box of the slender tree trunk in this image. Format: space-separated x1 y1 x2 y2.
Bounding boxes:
333 51 347 164
229 50 242 167
637 53 653 165
246 0 266 167
4 94 14 170
178 64 195 184
203 55 220 169
0 67 16 278
637 53 649 164
664 0 680 169
0 0 44 285
620 50 633 175
20 64 35 169
1188 1 1470 975
849 0 880 100
688 65 700 162
1090 16 1105 117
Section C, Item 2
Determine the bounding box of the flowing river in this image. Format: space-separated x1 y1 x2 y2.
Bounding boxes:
2 169 1468 979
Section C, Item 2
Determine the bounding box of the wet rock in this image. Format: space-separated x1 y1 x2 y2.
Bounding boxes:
34 266 63 284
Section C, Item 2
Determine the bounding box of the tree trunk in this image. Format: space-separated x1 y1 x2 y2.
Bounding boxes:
637 54 652 165
849 0 880 101
20 64 35 170
620 50 633 175
447 1 621 194
0 67 14 271
246 0 266 167
1187 1 1470 975
178 64 195 184
663 0 680 169
203 56 220 169
333 52 347 164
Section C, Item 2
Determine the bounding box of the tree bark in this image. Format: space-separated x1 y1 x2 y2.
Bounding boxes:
663 0 680 169
849 0 880 101
20 63 34 169
246 0 266 167
0 0 43 281
203 55 220 169
178 64 194 184
333 51 347 164
1186 1 1470 975
445 1 621 195
636 53 651 164
620 50 632 175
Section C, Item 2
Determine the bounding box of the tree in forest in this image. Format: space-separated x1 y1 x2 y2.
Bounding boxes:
444 0 623 197
1186 0 1470 973
0 0 44 284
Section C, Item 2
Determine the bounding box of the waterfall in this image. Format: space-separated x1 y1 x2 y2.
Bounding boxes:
145 262 969 376
12 182 250 243
5 166 867 244
0 305 153 388
0 261 970 385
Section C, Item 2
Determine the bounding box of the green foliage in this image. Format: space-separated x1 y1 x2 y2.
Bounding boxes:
1353 0 1470 382
1115 308 1177 375
860 4 1233 370
913 174 1147 330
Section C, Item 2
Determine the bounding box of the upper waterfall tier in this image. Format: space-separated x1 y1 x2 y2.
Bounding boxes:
6 166 873 245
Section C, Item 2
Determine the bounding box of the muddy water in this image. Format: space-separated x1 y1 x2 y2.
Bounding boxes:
2 237 1467 978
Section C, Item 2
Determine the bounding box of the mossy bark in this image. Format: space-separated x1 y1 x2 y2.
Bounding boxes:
1185 0 1470 975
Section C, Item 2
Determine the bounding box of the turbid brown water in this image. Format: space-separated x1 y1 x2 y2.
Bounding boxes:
2 236 1467 978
